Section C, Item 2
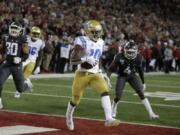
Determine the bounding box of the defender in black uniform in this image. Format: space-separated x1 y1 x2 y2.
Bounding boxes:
107 41 159 119
0 22 29 109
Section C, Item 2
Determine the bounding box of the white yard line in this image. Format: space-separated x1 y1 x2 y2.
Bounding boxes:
4 91 180 108
35 82 180 89
1 110 180 130
7 72 180 79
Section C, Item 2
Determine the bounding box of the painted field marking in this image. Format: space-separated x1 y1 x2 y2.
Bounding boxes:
4 91 180 108
2 110 180 130
35 82 180 89
145 91 180 101
0 125 59 135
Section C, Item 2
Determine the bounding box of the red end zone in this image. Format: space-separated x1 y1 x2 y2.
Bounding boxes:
0 111 180 135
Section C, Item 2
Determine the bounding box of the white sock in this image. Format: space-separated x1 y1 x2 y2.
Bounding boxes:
101 95 113 120
0 98 2 103
66 102 75 118
112 100 120 107
142 98 154 115
112 100 120 111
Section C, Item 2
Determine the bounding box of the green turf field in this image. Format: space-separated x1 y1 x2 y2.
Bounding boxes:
2 74 180 128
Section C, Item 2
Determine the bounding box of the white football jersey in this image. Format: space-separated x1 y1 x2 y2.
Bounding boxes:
74 36 104 73
27 36 45 63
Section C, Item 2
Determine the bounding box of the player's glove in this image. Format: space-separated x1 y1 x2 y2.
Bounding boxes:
13 57 22 64
142 83 146 91
33 66 40 75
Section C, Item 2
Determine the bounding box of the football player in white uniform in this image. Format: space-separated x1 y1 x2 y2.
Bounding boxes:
14 26 45 98
66 20 120 131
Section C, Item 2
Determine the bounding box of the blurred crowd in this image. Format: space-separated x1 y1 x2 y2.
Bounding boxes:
0 0 180 73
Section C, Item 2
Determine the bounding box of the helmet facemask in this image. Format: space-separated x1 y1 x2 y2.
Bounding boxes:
124 41 138 60
83 20 103 42
88 30 102 42
124 48 138 59
9 24 22 37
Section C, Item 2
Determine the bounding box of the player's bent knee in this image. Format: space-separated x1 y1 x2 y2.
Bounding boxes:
136 90 145 100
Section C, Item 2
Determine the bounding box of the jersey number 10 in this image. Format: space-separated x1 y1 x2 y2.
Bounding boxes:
90 49 101 59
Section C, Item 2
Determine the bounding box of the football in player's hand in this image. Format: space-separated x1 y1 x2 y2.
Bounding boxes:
81 62 93 69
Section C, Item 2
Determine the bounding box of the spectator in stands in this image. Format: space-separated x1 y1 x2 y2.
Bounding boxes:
164 43 174 73
0 0 180 73
151 41 164 71
55 33 72 73
42 34 57 72
139 43 152 72
173 44 180 72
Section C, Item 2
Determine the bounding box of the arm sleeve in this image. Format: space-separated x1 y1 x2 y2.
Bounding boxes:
21 43 29 61
21 36 29 61
74 37 86 48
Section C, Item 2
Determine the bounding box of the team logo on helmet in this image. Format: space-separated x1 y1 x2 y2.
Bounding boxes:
30 26 41 41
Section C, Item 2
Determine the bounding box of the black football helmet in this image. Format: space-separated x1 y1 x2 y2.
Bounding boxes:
123 41 138 60
9 22 22 37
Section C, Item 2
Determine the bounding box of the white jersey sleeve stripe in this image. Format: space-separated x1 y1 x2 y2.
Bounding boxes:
79 36 87 49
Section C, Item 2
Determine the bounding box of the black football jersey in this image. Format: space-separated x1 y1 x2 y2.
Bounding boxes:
2 35 27 63
114 53 143 76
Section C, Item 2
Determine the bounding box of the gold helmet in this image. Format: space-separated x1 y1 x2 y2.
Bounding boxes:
30 26 41 41
83 20 103 42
